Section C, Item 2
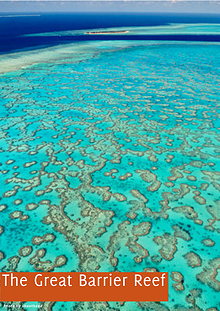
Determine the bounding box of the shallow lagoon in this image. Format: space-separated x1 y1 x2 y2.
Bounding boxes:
0 24 220 311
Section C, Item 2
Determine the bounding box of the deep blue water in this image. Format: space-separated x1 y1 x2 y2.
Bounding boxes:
0 12 220 53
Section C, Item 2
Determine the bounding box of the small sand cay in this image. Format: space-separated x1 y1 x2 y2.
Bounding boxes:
85 30 129 35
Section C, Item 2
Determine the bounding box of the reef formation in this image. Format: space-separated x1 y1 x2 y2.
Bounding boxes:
0 38 219 311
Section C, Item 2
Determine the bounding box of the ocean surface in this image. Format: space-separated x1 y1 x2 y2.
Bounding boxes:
0 13 220 53
0 13 220 311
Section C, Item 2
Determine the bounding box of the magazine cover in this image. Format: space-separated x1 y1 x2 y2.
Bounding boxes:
0 0 219 310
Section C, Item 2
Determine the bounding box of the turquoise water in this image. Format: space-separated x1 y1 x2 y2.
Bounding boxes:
0 25 220 311
24 23 220 36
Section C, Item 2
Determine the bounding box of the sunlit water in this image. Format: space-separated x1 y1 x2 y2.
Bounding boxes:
0 24 219 311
